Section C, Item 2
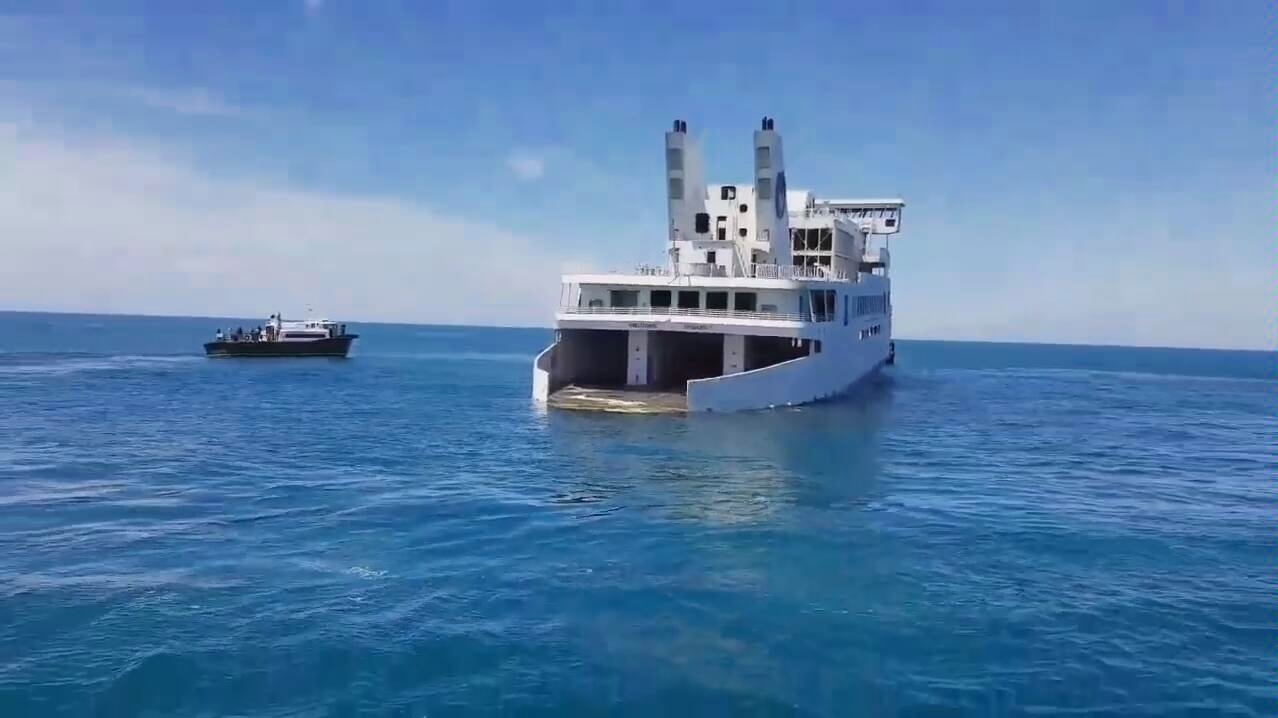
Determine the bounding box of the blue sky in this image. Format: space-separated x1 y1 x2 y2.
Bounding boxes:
0 0 1269 348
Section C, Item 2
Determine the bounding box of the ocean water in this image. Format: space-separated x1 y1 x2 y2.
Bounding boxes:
0 311 1272 717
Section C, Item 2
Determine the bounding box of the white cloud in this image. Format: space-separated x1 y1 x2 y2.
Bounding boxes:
892 195 1274 350
505 150 546 181
0 124 589 326
108 86 243 118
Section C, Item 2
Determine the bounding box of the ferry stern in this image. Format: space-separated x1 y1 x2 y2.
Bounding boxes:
533 117 903 413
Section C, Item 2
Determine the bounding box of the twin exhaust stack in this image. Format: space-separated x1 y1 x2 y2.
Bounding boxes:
664 117 790 266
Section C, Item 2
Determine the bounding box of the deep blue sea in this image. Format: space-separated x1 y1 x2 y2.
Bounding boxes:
0 311 1273 717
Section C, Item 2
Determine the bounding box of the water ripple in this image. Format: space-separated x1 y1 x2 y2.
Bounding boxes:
0 320 1272 716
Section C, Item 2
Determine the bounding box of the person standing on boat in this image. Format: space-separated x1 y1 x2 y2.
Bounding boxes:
215 328 224 342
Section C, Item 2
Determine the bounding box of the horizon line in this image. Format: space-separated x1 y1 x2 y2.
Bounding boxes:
0 308 1270 354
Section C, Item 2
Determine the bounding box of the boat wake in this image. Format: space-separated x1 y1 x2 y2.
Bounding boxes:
0 353 202 377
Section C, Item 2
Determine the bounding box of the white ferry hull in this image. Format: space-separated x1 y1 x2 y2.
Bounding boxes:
532 331 890 413
685 337 889 412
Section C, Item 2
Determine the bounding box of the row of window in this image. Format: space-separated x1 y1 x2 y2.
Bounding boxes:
840 208 896 218
583 288 889 323
808 290 889 325
591 289 764 312
693 210 752 238
805 289 838 323
856 294 888 316
794 255 833 268
834 208 897 228
792 228 834 252
859 325 883 340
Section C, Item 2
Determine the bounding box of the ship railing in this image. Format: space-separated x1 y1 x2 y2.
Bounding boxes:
791 208 857 219
558 305 807 322
746 263 848 281
627 263 846 281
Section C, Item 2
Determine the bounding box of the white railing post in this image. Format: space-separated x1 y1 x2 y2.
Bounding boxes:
625 262 847 282
556 305 807 322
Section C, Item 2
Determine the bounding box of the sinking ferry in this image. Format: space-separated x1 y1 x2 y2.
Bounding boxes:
533 117 901 413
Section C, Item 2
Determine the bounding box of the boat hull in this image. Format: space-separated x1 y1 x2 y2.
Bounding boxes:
204 335 357 358
533 332 890 413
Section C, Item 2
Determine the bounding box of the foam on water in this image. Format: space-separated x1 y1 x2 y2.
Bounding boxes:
0 353 203 376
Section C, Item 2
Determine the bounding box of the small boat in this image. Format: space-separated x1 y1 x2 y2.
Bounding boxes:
204 315 358 358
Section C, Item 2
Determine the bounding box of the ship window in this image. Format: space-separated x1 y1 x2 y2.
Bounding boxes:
813 340 822 354
738 227 748 237
609 290 639 308
760 303 777 313
738 203 748 213
814 290 836 322
885 218 897 227
694 212 710 234
757 177 772 201
588 298 604 308
706 251 717 264
650 290 672 308
734 292 757 311
720 185 737 200
666 147 683 171
668 177 683 200
755 146 771 169
677 290 700 309
705 291 728 310
843 295 849 326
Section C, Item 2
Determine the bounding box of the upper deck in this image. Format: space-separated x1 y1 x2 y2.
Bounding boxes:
551 118 901 337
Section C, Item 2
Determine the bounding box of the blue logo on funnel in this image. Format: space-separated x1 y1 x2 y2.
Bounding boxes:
774 171 787 219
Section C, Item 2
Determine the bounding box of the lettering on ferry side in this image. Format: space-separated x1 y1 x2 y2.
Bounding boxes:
683 323 712 331
628 322 658 329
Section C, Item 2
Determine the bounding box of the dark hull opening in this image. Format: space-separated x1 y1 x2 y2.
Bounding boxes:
552 328 726 393
204 335 357 358
552 329 628 387
649 331 724 389
744 335 810 371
